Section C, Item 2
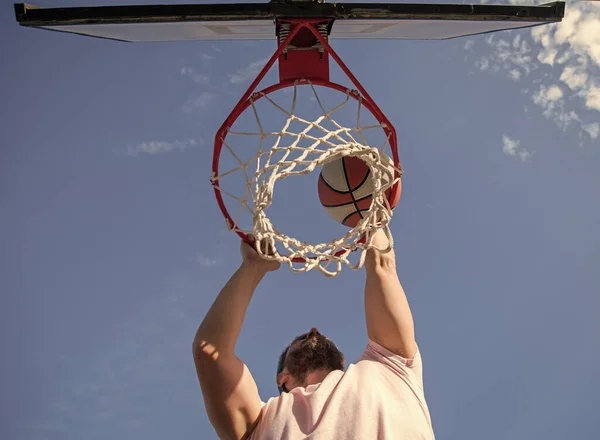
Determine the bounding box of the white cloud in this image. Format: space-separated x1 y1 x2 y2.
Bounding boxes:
478 33 538 77
502 135 532 162
586 86 600 111
466 3 600 141
583 122 600 140
182 91 215 113
202 53 215 61
560 65 588 90
537 47 558 66
545 84 563 102
476 56 490 71
194 253 218 268
180 67 209 84
119 139 198 156
518 150 533 162
228 58 269 85
502 135 521 156
532 84 579 131
502 135 520 156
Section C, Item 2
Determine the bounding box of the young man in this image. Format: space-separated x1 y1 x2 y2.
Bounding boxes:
192 230 435 439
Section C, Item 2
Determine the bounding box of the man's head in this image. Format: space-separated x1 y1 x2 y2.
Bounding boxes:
276 328 345 394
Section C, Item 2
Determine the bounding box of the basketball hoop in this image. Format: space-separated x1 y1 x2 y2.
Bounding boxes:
14 1 566 275
211 19 402 276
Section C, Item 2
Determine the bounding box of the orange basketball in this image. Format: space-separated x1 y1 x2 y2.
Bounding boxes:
318 155 401 227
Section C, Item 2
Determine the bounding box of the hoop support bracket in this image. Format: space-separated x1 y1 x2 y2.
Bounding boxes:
276 19 332 82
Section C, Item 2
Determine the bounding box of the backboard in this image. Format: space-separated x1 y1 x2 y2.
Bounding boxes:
14 2 565 42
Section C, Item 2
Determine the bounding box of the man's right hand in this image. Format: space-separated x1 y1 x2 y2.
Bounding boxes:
241 236 281 272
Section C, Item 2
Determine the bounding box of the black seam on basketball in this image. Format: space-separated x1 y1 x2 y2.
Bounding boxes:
319 174 351 194
342 209 370 225
351 167 371 192
321 193 373 208
341 157 363 219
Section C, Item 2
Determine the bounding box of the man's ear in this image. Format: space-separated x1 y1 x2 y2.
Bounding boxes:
276 371 290 388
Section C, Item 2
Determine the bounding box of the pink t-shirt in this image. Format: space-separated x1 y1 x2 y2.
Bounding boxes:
248 340 435 439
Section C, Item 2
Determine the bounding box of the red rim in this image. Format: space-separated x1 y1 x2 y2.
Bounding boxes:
211 20 401 263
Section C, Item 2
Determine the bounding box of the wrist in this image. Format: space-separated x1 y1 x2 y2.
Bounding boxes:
240 260 270 277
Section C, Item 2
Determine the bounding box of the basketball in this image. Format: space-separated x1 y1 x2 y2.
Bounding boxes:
318 155 401 227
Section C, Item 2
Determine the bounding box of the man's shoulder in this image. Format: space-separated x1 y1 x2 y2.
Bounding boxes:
350 340 424 386
360 339 422 366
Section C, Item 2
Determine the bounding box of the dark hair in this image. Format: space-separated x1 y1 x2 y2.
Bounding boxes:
277 346 289 376
276 331 345 379
277 333 307 376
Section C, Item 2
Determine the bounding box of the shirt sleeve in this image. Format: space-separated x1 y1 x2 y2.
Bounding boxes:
360 339 424 389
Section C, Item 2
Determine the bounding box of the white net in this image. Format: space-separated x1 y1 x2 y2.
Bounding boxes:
212 81 402 277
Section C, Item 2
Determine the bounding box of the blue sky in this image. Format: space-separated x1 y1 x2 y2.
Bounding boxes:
2 1 600 439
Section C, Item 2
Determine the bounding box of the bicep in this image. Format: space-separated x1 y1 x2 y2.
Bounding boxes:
364 264 417 359
194 351 263 440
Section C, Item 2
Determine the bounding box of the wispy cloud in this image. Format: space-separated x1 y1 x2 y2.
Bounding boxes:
193 252 218 268
228 57 269 85
502 135 532 162
531 84 579 132
117 139 198 156
474 33 537 77
465 3 600 141
27 272 203 439
182 91 215 114
583 122 599 140
180 67 210 85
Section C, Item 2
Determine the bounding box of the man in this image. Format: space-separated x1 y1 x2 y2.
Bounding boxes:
192 229 434 439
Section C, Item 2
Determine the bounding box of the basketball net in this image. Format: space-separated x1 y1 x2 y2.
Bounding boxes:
212 81 402 277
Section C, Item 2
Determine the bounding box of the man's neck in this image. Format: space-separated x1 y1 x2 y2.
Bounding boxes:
304 369 332 387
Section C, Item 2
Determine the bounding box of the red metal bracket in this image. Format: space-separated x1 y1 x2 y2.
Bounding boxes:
276 19 331 82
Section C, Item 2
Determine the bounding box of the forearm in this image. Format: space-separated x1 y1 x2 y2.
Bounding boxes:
364 229 416 358
193 262 267 359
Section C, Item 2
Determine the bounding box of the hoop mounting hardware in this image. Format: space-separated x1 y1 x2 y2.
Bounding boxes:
277 19 332 82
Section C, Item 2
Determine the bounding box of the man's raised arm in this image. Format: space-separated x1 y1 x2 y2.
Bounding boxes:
192 239 279 440
364 229 417 359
